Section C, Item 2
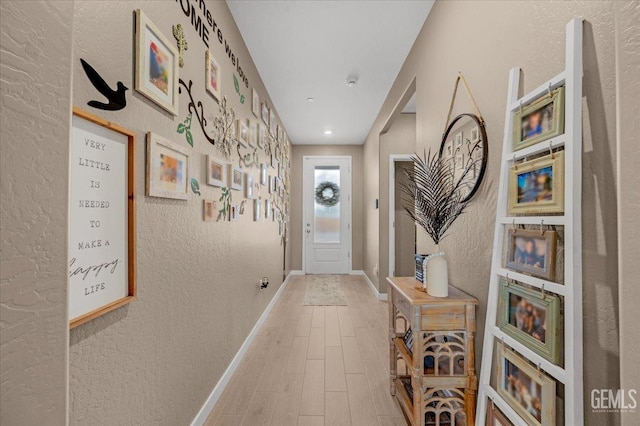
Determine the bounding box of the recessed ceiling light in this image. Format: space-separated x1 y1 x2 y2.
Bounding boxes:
306 97 315 102
324 130 333 135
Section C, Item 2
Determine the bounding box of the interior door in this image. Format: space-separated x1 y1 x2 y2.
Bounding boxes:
303 156 351 274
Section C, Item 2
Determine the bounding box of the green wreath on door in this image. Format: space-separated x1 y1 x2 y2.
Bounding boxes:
315 181 340 207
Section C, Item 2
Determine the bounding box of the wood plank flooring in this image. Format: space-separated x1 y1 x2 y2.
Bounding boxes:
205 275 406 426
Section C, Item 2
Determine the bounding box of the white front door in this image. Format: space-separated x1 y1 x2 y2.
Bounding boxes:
303 156 352 274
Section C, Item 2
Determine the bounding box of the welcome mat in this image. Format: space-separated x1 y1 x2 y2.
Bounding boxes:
303 275 348 306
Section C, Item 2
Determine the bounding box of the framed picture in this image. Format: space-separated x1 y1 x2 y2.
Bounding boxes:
249 121 257 148
69 108 136 328
206 155 225 187
253 198 262 221
506 229 557 280
237 119 249 148
508 151 564 215
203 199 217 222
486 403 514 426
269 109 276 131
455 132 463 147
230 204 239 221
229 165 243 191
245 173 254 199
265 199 272 219
498 278 561 363
205 50 221 102
497 344 556 426
513 87 565 152
257 123 265 148
471 126 480 143
146 132 189 200
135 9 179 115
261 102 269 125
252 88 260 118
269 176 276 194
271 153 279 168
260 163 268 185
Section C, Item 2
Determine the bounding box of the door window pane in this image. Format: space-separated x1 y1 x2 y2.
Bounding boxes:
314 166 340 243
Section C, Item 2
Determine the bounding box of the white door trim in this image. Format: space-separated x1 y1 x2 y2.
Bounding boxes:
302 155 352 274
388 154 413 278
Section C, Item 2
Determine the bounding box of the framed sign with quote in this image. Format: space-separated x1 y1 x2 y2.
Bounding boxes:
69 108 136 328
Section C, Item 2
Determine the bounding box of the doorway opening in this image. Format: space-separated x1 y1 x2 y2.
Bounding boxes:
389 157 416 277
302 156 352 274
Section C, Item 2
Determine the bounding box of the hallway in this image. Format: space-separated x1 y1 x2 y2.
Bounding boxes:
206 275 405 426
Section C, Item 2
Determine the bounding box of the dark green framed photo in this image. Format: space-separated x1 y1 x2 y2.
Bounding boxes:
498 279 561 364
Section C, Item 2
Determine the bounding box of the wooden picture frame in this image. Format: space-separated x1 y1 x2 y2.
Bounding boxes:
508 151 564 215
69 107 136 328
206 155 225 187
146 132 190 200
237 119 249 148
497 344 556 426
252 88 260 118
505 229 557 281
486 402 514 425
203 199 216 222
229 165 243 191
513 87 565 152
498 279 561 363
135 9 179 115
205 50 221 102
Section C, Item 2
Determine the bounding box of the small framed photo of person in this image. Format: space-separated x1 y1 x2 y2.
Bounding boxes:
505 229 557 281
513 87 565 152
508 151 564 215
498 278 561 363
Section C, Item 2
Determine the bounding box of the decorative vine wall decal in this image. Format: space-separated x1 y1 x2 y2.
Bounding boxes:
178 79 217 146
212 96 236 159
177 113 193 147
233 74 246 104
217 187 232 221
172 24 188 68
238 146 260 168
190 178 201 195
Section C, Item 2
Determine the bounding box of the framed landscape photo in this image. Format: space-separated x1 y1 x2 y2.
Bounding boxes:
497 344 556 426
205 50 221 102
506 229 557 280
498 279 561 363
206 155 225 187
229 165 243 191
146 132 189 200
203 199 216 222
252 88 260 118
237 119 249 148
513 87 565 152
508 151 564 215
69 108 137 328
135 9 179 115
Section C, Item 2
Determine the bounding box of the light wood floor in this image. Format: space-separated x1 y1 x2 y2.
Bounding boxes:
205 274 407 426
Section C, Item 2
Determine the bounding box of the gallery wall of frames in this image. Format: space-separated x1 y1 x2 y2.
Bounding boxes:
67 2 292 424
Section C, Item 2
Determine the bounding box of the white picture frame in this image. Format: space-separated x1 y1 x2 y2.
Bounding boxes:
260 163 268 186
252 88 260 118
146 132 190 200
237 119 249 148
253 198 262 221
228 165 243 191
135 9 179 116
245 173 254 199
205 50 221 102
206 155 225 187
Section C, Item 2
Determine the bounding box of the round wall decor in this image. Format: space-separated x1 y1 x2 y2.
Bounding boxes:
315 181 340 207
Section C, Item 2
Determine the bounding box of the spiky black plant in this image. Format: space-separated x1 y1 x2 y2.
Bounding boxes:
398 150 474 245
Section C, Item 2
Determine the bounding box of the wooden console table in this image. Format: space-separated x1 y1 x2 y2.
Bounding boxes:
387 277 478 426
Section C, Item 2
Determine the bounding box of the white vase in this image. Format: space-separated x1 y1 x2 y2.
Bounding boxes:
427 247 448 298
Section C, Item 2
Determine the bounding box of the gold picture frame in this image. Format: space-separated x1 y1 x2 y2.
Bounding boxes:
513 87 565 152
508 151 564 215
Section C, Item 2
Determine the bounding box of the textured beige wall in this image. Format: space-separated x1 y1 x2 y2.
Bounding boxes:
362 1 626 423
616 2 640 425
289 145 364 271
68 1 290 424
0 1 74 424
378 113 416 292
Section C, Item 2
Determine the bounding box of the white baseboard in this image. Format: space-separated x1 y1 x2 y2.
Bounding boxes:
289 270 305 276
190 272 295 426
350 270 388 301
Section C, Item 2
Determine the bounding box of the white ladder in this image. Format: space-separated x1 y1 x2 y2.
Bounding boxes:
475 18 584 426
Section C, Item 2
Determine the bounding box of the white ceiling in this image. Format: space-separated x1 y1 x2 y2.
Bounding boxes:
227 0 433 145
